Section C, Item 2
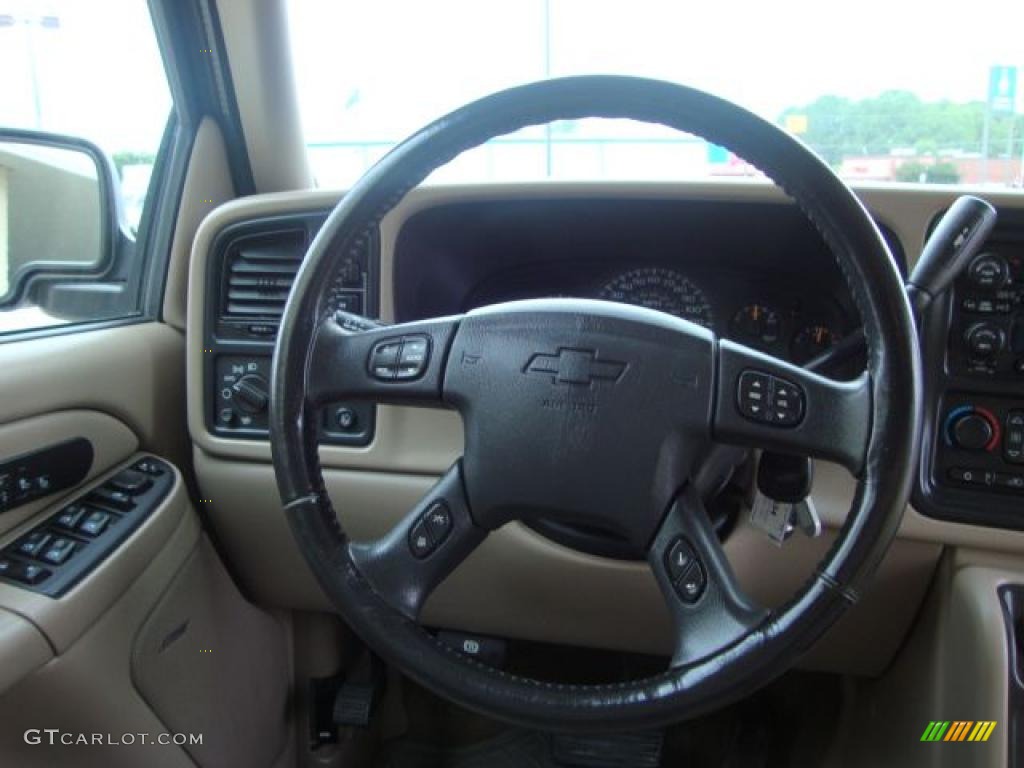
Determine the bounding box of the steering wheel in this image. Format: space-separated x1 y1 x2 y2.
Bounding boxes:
270 76 920 731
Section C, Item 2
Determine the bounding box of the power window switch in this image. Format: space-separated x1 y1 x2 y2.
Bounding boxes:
78 510 112 538
0 558 16 579
133 459 165 477
107 469 152 496
40 537 76 566
87 487 134 512
54 503 88 531
0 559 50 585
16 562 50 585
15 531 51 558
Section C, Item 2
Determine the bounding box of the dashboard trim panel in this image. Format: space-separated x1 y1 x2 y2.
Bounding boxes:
186 182 1024 557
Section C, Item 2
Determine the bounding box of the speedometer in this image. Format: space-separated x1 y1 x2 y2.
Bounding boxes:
599 267 714 328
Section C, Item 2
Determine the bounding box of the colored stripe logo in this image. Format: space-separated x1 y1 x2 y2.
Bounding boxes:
921 721 997 742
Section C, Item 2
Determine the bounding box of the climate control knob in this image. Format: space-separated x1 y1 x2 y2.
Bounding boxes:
945 406 999 452
231 373 269 415
952 413 994 451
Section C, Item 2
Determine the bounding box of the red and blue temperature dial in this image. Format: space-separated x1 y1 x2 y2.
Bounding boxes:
943 405 1001 452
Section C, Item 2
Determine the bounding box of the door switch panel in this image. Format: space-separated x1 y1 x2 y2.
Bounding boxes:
0 456 174 597
0 438 93 516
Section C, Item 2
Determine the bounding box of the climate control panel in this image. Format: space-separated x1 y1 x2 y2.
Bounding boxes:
934 395 1024 498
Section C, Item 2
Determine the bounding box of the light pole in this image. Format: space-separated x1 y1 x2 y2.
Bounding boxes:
543 0 552 177
0 14 61 130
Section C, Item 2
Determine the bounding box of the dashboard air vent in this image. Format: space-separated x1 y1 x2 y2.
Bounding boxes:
222 230 305 319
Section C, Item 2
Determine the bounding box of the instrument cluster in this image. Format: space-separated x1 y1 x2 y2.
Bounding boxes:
465 262 850 366
392 197 900 372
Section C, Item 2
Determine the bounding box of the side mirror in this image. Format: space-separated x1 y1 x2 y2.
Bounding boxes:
0 129 121 309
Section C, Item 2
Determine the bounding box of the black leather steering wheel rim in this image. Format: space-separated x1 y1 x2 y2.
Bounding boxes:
270 75 921 731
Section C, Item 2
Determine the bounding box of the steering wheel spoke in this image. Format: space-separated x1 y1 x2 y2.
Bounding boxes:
713 338 872 474
649 484 766 668
307 310 462 407
348 462 485 621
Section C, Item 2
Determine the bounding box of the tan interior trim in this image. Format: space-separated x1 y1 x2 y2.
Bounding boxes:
0 455 197 653
188 180 1024 553
0 323 190 468
0 513 204 768
214 0 311 192
0 607 51 698
838 550 1014 767
184 180 1023 673
163 117 236 331
195 447 938 673
130 537 292 768
0 411 138 538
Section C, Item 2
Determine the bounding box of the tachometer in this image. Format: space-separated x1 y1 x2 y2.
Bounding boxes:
732 304 781 345
791 323 838 364
599 267 713 328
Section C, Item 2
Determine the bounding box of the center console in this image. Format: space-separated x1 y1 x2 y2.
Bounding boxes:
202 212 379 446
917 210 1024 528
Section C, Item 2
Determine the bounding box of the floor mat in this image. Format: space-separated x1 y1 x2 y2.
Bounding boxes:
379 728 555 768
379 658 843 767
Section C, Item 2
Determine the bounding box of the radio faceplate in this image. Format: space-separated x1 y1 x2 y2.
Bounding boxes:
946 249 1024 379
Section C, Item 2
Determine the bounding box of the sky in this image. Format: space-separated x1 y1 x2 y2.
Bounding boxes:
285 0 1024 184
1 0 1021 187
0 0 170 158
287 0 1024 141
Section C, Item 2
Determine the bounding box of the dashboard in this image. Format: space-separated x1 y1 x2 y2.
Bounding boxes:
186 182 1024 675
393 198 905 371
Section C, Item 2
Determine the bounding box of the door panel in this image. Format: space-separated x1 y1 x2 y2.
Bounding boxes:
0 456 194 653
133 538 291 768
0 323 189 466
0 411 137 538
0 607 50 698
0 168 290 768
0 495 202 768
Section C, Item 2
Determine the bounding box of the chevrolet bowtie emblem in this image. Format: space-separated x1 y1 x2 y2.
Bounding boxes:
524 348 627 386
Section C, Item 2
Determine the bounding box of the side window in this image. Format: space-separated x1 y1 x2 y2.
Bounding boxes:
0 2 172 336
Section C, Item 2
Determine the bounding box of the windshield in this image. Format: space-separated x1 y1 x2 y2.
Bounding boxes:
287 0 1023 190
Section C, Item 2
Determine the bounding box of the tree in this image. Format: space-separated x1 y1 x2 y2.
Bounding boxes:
111 151 156 178
780 92 1022 166
894 161 960 184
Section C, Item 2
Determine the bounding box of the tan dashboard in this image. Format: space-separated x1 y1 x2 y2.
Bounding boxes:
186 181 1024 676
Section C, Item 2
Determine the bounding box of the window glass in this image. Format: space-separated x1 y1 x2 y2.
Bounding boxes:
0 0 172 335
287 0 1024 191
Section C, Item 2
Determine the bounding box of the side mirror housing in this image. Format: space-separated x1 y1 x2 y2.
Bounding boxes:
0 128 125 319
